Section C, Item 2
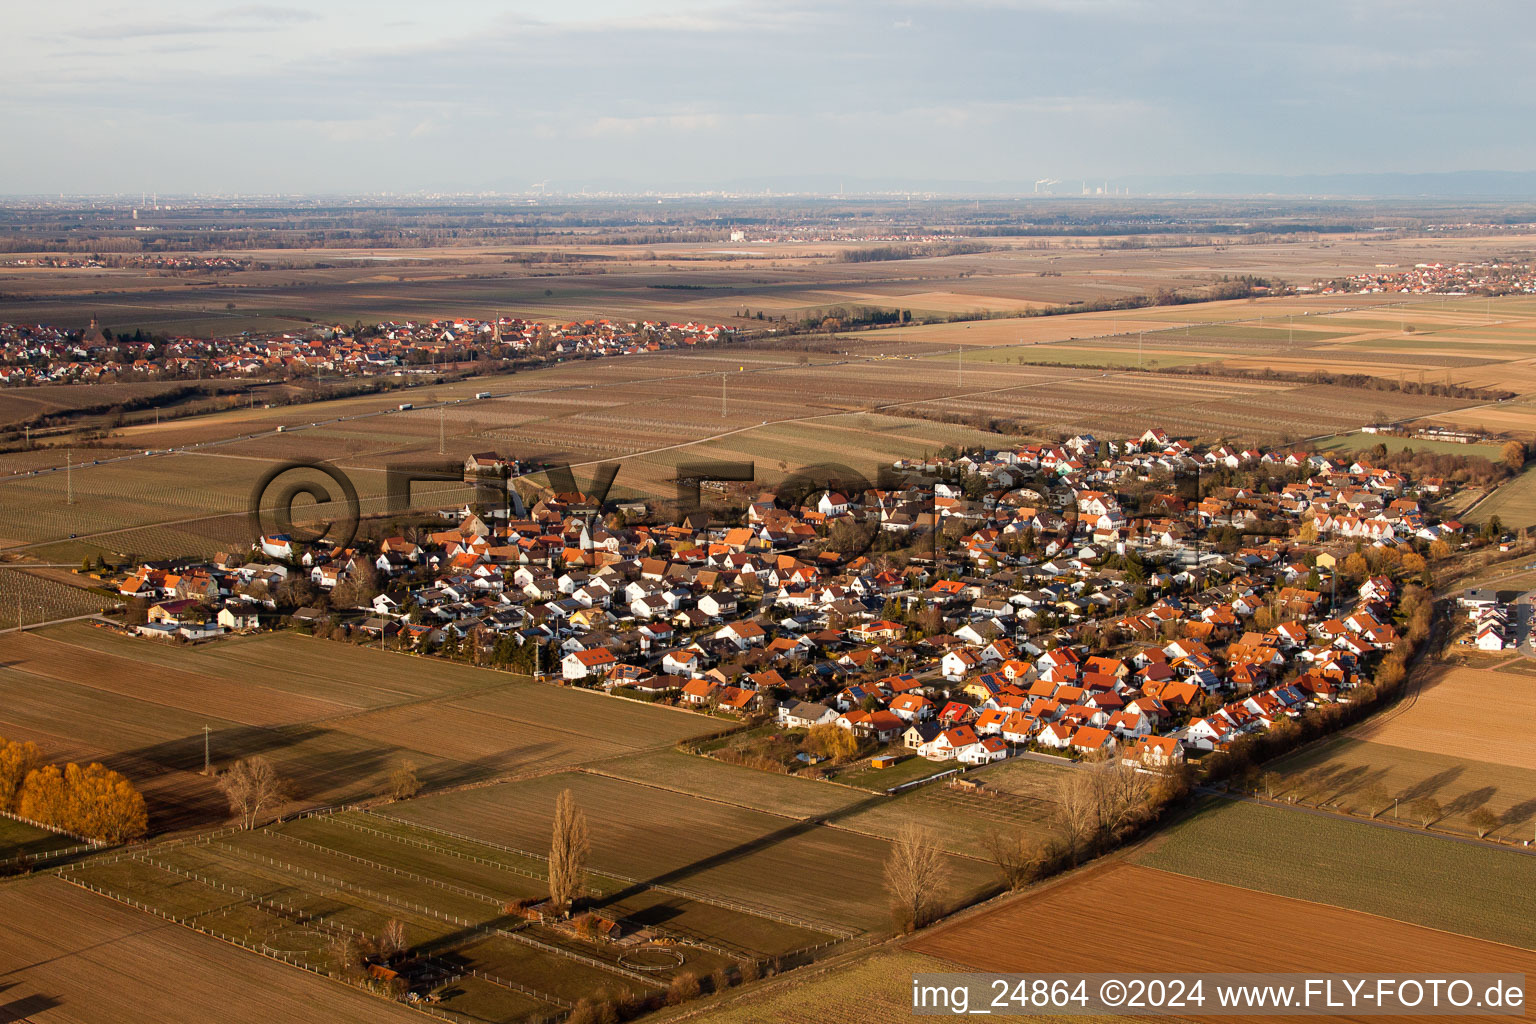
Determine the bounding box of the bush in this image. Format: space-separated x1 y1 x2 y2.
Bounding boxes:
666 972 701 1005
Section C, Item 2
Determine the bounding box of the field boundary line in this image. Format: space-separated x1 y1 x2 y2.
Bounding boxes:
96 849 584 1012
321 813 554 884
576 765 822 824
219 832 660 989
364 809 855 938
318 811 756 963
53 872 459 1023
263 830 508 906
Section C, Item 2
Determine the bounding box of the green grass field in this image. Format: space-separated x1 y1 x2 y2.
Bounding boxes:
1313 431 1505 459
0 815 82 865
1135 797 1536 949
1471 464 1536 527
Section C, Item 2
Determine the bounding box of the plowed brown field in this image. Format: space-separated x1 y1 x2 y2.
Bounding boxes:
910 862 1536 1023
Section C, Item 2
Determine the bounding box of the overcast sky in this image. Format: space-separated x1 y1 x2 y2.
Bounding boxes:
5 0 1535 195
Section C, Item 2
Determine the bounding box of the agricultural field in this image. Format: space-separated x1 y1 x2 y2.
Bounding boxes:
1268 735 1536 840
0 567 115 626
389 769 1000 937
0 874 423 1024
0 624 720 833
1313 430 1508 460
908 860 1536 994
60 804 829 1021
1260 663 1536 839
593 748 865 820
828 758 1069 856
1348 664 1536 772
1132 797 1536 949
10 232 1522 340
1467 463 1536 527
2 288 1523 561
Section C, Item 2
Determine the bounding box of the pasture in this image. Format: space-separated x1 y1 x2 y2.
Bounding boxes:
0 874 422 1023
389 769 1000 937
0 625 720 833
1133 796 1536 949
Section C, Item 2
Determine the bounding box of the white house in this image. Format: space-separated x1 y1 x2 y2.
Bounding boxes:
561 647 616 681
941 649 981 682
777 700 837 729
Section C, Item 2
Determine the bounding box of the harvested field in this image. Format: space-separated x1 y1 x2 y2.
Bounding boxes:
0 874 423 1023
909 862 1536 1022
1133 797 1536 949
1261 663 1536 839
0 624 719 833
1270 735 1536 840
1350 664 1536 770
1 292 1512 558
390 770 999 936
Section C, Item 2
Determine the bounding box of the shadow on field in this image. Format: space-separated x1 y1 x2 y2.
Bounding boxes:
0 993 61 1023
587 793 893 916
1397 765 1466 802
1501 796 1536 829
103 724 555 834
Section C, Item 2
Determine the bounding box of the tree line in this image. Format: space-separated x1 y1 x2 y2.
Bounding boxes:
0 737 148 843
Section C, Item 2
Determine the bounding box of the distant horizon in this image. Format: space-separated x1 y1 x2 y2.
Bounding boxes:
10 168 1536 203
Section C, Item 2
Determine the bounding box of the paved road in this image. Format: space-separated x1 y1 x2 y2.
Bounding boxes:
0 613 112 635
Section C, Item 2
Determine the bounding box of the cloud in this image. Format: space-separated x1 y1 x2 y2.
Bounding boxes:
68 6 320 41
228 6 322 23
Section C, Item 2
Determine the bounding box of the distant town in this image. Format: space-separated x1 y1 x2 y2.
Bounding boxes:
0 316 736 386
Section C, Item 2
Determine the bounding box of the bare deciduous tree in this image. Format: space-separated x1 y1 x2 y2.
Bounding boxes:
387 760 421 801
1356 780 1390 818
378 919 408 960
548 788 589 916
1409 796 1442 828
883 822 947 931
217 756 285 829
982 827 1031 890
1468 807 1501 839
